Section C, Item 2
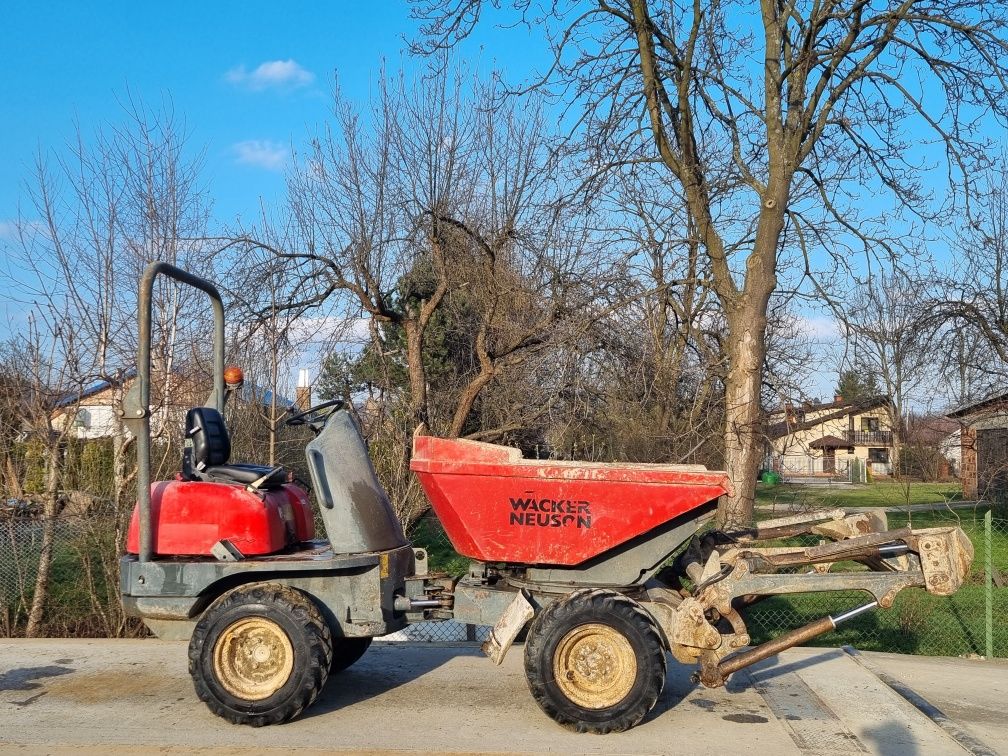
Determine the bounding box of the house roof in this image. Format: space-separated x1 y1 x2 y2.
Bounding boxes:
766 396 891 440
55 368 291 412
947 390 1008 419
809 435 850 449
904 414 959 444
56 369 137 408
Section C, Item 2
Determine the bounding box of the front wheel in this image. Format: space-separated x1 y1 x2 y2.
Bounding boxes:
523 588 666 734
188 582 332 726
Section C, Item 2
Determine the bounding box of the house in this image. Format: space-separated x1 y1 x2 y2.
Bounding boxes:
53 376 131 440
939 427 962 476
901 414 960 479
765 394 896 479
948 391 1008 501
51 369 299 441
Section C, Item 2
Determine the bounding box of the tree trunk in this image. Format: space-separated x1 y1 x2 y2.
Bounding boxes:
25 446 60 637
24 517 55 637
716 202 783 528
719 308 769 529
889 404 903 482
269 344 279 466
450 367 494 438
403 319 429 430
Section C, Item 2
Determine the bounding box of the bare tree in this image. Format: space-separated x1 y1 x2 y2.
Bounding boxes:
2 312 88 636
937 155 1008 403
239 65 608 435
5 100 210 635
554 161 728 464
412 0 1008 526
13 99 211 498
216 210 332 467
839 268 940 474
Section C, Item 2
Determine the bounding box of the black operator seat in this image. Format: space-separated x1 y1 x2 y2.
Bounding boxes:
184 407 286 489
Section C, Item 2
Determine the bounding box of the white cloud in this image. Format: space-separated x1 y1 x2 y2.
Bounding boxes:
0 219 47 242
232 140 289 171
291 315 370 345
796 315 840 342
226 59 314 91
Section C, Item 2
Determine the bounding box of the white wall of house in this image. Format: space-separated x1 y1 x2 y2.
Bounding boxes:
768 402 895 477
66 405 121 439
939 429 961 474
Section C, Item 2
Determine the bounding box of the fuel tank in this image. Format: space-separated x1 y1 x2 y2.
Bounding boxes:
125 480 314 557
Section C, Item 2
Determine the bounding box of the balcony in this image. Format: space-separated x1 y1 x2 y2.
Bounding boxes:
842 430 893 445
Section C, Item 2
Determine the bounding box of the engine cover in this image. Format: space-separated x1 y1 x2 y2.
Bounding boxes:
125 480 315 557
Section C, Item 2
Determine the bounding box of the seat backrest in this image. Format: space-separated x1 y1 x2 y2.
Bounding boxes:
186 407 231 469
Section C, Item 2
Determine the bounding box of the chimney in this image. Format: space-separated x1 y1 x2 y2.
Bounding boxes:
834 393 843 404
295 368 311 411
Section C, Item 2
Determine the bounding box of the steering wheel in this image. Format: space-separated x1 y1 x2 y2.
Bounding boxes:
284 398 345 428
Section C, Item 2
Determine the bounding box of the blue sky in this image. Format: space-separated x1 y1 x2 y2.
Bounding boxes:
0 4 998 405
0 2 547 229
0 1 550 361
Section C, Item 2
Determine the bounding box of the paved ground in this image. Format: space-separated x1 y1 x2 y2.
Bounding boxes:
0 640 1002 755
861 650 1008 751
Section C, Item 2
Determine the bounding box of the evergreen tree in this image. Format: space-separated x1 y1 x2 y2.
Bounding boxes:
835 368 881 402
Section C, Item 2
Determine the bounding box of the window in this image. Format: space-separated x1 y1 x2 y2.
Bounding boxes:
861 416 880 432
868 447 888 463
74 408 91 429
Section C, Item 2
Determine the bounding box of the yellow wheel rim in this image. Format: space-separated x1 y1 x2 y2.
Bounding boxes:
552 623 637 709
213 616 294 701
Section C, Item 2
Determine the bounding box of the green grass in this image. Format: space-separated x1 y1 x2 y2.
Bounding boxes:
745 506 1008 656
408 516 471 575
755 481 963 511
746 585 1007 656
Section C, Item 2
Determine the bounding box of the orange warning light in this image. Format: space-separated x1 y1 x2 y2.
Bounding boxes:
224 365 245 389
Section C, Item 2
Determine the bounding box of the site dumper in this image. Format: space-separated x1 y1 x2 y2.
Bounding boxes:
121 262 974 733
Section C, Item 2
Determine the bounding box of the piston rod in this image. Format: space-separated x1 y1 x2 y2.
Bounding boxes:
393 595 452 612
697 600 879 687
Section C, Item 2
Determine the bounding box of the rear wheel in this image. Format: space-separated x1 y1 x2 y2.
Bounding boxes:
524 588 666 734
189 582 332 726
330 636 372 674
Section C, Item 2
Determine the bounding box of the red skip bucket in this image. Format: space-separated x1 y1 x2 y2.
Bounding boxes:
410 435 731 566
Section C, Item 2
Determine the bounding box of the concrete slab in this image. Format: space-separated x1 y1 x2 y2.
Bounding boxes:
0 639 797 755
0 639 994 755
749 648 970 755
859 650 1008 751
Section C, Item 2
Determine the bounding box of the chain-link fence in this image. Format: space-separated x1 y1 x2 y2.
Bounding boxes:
0 510 141 638
744 505 1007 657
3 501 1005 658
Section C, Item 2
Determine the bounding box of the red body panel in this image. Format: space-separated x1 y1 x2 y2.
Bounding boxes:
411 435 731 566
126 480 315 557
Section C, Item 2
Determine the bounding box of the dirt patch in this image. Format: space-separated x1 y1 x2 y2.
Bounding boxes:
45 670 186 704
722 713 769 724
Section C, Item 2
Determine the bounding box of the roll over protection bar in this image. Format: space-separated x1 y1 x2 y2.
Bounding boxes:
120 262 226 563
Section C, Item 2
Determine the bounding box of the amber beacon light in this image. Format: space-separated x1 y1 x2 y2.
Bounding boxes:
224 365 245 389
